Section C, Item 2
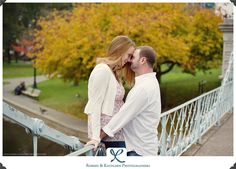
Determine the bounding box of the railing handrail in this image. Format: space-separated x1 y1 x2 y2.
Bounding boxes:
161 86 220 117
162 52 233 117
3 101 85 155
158 52 233 156
66 145 94 156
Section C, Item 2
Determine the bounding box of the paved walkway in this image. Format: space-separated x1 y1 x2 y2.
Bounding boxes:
3 76 88 143
3 76 234 155
183 112 233 156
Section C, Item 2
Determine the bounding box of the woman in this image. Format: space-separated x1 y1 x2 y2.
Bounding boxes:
84 35 135 149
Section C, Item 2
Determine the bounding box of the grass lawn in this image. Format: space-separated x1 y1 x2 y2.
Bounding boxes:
161 66 221 111
3 62 41 79
37 78 88 120
36 66 221 120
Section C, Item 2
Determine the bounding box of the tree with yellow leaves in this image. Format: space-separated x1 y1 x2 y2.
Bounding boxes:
29 3 222 84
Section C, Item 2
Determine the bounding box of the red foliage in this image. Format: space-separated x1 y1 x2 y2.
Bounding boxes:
11 38 33 55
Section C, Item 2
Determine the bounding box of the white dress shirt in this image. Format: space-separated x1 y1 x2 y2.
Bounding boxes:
103 72 161 156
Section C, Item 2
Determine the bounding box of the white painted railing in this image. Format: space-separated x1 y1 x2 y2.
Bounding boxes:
3 101 93 156
158 52 233 156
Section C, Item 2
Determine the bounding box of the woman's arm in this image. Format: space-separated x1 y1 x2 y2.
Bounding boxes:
85 64 111 144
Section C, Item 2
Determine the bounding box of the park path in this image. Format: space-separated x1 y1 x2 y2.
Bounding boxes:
3 76 88 143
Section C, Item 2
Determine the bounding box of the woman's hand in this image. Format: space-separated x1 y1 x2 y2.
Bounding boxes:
85 139 100 150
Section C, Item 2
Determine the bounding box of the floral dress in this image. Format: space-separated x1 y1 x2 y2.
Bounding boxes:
101 81 125 141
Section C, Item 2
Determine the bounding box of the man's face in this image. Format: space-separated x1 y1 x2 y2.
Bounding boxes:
130 49 141 72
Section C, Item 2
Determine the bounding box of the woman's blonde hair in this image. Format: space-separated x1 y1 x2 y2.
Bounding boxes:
97 35 135 86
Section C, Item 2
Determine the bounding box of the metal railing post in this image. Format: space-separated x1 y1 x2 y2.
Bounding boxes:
33 135 38 156
160 116 167 155
195 99 202 144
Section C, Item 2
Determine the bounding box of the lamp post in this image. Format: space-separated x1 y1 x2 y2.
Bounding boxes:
33 58 37 89
28 21 37 89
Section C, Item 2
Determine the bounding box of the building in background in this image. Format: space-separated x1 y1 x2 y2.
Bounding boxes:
215 3 234 19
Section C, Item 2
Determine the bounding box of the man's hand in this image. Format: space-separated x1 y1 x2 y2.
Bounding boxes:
100 129 108 140
84 139 99 150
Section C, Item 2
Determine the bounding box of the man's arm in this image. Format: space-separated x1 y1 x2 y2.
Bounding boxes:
102 87 148 137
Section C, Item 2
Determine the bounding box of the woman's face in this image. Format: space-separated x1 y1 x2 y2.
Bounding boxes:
121 46 135 67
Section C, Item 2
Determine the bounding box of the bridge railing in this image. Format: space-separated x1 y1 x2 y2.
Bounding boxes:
3 52 233 156
3 101 94 156
158 52 233 156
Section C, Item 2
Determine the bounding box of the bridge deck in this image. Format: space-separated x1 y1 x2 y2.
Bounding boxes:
183 112 233 156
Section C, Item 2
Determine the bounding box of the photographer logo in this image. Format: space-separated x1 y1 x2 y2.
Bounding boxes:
107 148 126 163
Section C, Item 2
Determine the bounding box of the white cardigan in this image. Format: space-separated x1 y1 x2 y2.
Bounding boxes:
84 63 118 141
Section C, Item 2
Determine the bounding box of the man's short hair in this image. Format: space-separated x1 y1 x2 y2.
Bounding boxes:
137 46 157 67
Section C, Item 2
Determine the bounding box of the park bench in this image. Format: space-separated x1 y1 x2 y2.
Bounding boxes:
21 87 41 99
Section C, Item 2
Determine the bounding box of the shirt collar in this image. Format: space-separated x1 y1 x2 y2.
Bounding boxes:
135 72 156 83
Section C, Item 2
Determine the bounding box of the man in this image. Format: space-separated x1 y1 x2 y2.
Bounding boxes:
101 46 161 156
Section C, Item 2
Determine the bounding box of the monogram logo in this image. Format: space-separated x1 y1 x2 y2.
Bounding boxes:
107 148 126 163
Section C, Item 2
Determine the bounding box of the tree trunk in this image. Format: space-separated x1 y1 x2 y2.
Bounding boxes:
15 55 18 63
73 80 79 86
155 61 176 84
7 48 11 64
155 64 162 83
